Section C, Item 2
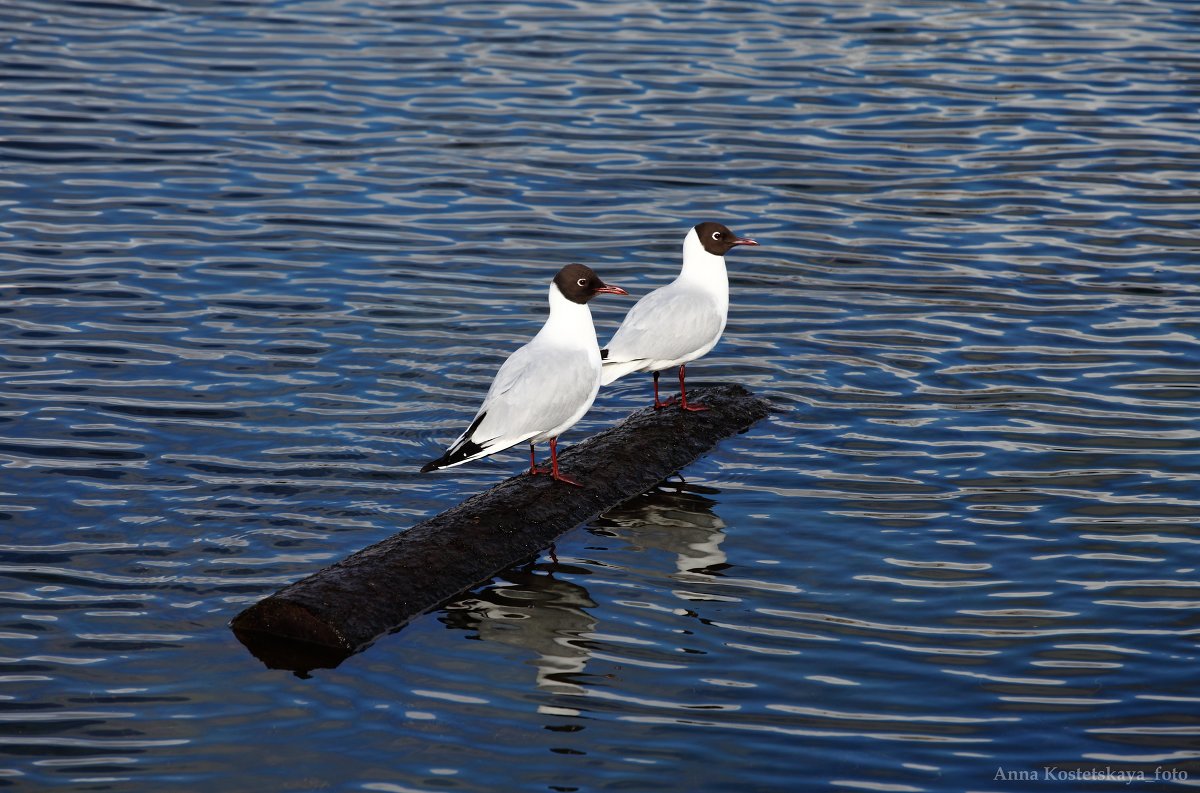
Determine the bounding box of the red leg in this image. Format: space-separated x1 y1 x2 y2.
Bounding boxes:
549 437 582 487
528 442 550 476
653 370 676 409
678 364 707 412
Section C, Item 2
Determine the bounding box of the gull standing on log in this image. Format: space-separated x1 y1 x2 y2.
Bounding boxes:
600 222 758 410
421 264 627 486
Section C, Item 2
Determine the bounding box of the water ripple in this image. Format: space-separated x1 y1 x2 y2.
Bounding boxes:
3 0 1199 789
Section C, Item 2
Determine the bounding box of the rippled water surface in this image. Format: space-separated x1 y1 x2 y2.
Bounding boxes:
3 0 1200 790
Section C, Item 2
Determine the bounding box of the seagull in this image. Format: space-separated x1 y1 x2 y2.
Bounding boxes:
600 222 758 411
421 263 628 486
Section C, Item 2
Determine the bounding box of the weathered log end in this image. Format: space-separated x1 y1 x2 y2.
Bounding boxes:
233 597 345 648
231 383 776 672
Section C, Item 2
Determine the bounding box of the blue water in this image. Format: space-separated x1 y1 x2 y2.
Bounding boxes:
3 0 1199 790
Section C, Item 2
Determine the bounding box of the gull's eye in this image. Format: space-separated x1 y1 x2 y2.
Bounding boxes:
576 278 588 287
711 231 722 240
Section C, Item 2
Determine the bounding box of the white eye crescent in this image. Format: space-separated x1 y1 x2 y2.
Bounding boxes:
711 231 721 240
576 278 588 287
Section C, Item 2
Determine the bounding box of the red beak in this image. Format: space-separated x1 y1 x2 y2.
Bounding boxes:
594 284 628 296
732 237 759 246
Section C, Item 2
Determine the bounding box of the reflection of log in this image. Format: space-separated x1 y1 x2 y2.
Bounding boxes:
231 384 773 671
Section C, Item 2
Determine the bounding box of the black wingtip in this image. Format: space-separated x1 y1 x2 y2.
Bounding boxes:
421 412 488 474
600 348 609 360
421 439 485 473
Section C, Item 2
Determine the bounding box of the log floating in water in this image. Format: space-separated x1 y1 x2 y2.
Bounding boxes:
230 383 774 672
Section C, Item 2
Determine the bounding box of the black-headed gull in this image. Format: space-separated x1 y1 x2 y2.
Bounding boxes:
421 263 628 485
600 222 758 410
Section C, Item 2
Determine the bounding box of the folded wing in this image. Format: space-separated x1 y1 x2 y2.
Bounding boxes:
601 287 722 384
424 342 599 471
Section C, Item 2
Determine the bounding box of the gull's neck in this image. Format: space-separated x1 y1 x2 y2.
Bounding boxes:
675 228 728 297
535 282 597 347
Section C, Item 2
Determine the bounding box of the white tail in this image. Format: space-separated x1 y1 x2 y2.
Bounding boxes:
600 359 645 386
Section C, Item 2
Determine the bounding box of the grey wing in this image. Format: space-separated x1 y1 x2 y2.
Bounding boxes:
604 287 722 365
466 342 598 450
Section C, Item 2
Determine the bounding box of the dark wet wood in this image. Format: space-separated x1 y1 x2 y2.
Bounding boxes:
231 384 774 672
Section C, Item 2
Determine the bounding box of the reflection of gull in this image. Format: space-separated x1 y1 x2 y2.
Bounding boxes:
441 567 596 703
598 484 728 577
599 483 803 601
438 484 771 710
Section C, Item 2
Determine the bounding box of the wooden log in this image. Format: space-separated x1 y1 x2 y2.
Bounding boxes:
231 383 774 673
